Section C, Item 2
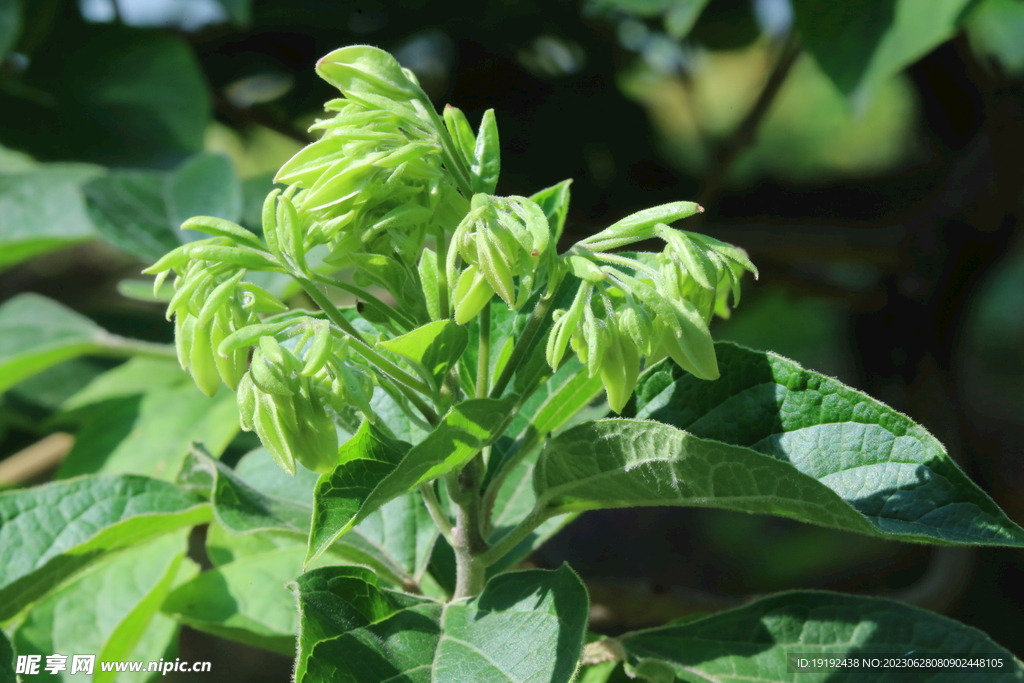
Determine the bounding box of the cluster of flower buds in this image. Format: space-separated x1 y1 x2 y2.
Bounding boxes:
446 194 550 323
270 47 470 271
547 201 757 413
143 217 289 397
225 318 375 474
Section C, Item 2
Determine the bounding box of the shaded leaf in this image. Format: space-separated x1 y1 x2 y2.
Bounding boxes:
615 591 1023 681
295 565 589 683
13 531 194 683
0 0 19 58
628 343 1024 546
530 179 572 243
0 164 103 270
0 475 209 621
84 153 243 263
58 358 239 480
0 627 12 683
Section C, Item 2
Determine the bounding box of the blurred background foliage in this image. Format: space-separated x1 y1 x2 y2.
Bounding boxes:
1 0 1023 679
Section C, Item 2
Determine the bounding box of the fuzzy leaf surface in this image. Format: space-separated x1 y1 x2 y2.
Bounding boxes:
295 565 589 683
0 475 209 621
627 343 1024 546
616 591 1023 682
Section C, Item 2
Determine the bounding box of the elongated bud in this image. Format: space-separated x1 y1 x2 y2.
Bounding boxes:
252 391 297 476
601 326 640 414
236 371 256 432
545 283 590 370
300 321 333 376
453 265 495 325
189 315 222 398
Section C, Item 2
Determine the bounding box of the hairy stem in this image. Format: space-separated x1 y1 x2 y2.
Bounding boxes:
478 504 556 568
419 483 454 545
448 459 488 599
312 274 417 331
488 293 556 399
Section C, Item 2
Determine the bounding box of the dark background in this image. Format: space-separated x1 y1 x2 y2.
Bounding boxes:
1 0 1023 678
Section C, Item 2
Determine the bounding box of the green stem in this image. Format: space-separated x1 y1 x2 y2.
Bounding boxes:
298 278 439 425
436 226 451 320
478 505 556 568
476 303 491 398
447 460 489 599
312 274 417 331
97 333 179 360
420 483 453 545
489 293 556 399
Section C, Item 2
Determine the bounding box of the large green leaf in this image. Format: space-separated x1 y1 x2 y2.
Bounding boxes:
294 564 589 683
308 397 516 563
84 153 242 263
795 0 974 98
13 531 195 683
58 358 239 480
161 546 309 655
610 591 1023 682
0 475 209 621
626 343 1024 546
0 164 103 270
205 447 439 590
0 27 210 165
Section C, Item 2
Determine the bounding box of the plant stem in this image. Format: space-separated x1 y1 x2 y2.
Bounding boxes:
489 293 556 399
419 483 453 545
97 333 179 360
435 226 451 320
697 33 801 208
476 303 491 398
297 278 440 425
312 274 417 331
478 504 555 568
447 459 488 599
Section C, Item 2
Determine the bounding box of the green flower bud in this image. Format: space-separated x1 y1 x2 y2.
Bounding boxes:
453 264 495 325
236 372 256 432
600 324 640 414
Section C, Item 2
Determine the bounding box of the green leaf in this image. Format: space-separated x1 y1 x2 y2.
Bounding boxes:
378 320 468 387
530 179 572 243
967 0 1024 75
629 343 1024 546
58 358 239 480
315 45 428 104
214 447 439 590
177 446 310 534
0 27 210 165
162 546 311 655
294 565 589 683
12 531 194 683
664 0 712 39
471 109 500 194
84 153 243 263
215 0 251 25
0 294 106 393
291 565 433 683
794 0 974 99
614 591 1023 681
0 626 13 683
0 164 103 270
0 475 209 621
167 153 243 230
308 397 516 563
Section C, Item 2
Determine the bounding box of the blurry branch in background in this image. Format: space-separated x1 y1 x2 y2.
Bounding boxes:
697 33 802 208
0 433 73 487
